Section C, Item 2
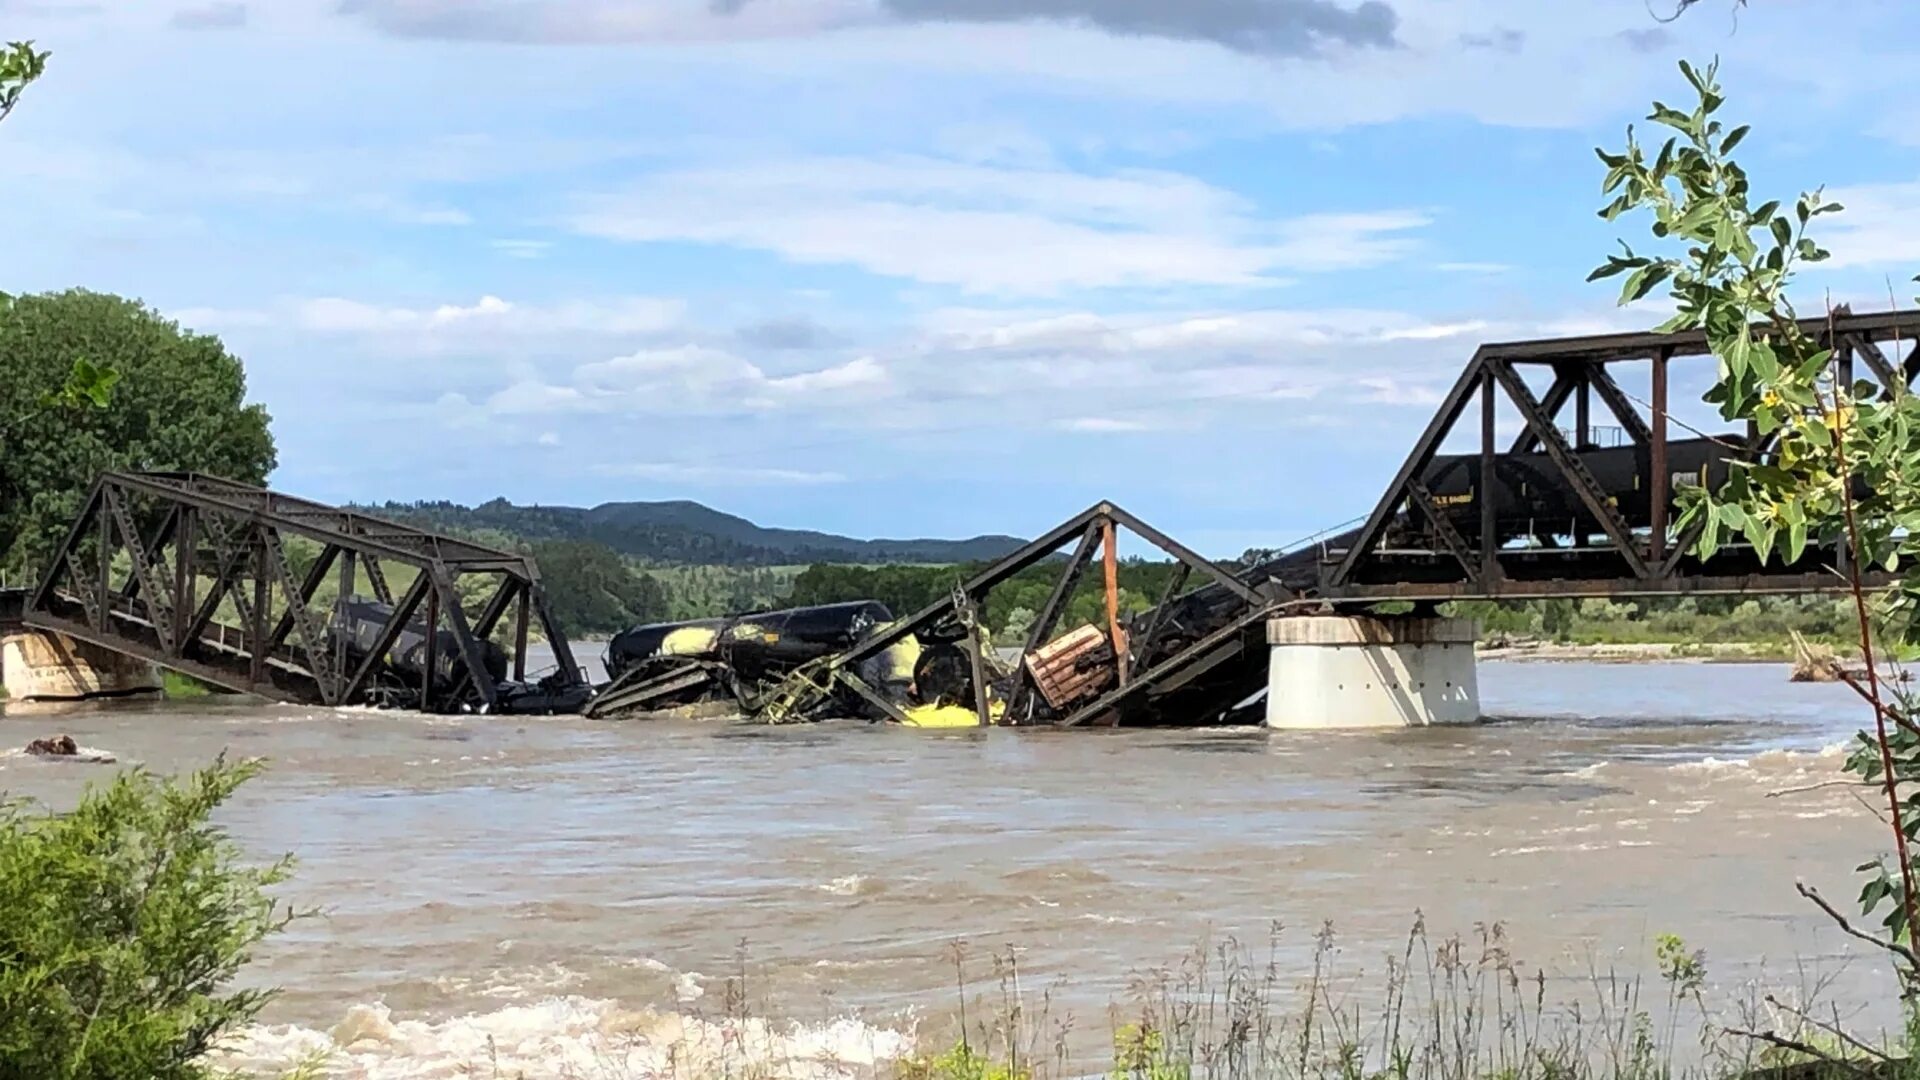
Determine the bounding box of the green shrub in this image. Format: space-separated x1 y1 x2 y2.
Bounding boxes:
0 755 296 1078
897 1040 1032 1080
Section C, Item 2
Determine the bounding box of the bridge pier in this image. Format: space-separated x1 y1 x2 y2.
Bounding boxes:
1264 615 1479 729
1 629 163 703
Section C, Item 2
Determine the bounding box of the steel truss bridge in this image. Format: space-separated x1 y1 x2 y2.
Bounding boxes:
10 308 1917 722
18 472 588 713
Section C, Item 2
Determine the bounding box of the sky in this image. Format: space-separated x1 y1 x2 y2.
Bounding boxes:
3 0 1919 557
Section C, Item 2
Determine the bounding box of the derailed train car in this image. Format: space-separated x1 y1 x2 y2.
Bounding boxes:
591 600 926 718
329 598 592 714
332 598 508 692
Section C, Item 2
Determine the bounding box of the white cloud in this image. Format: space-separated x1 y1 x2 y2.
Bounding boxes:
569 154 1426 295
482 345 895 419
1057 416 1154 433
1814 180 1920 271
536 431 562 446
184 294 688 355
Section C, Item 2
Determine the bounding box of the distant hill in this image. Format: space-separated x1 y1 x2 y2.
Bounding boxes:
360 497 1027 567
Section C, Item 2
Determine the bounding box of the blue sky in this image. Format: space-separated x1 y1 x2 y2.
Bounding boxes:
4 0 1920 556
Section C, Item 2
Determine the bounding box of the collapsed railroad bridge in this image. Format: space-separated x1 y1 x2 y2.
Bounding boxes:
8 309 1916 727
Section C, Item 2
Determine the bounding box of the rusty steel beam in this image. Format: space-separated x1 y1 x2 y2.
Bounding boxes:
1405 479 1484 588
24 472 583 714
1481 308 1917 364
1650 347 1670 564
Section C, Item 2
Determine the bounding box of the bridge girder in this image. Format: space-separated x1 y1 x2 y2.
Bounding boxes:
1320 308 1920 602
22 471 586 712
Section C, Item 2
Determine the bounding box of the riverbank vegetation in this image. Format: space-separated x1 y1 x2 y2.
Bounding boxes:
1584 47 1920 1072
888 926 1892 1080
0 756 299 1079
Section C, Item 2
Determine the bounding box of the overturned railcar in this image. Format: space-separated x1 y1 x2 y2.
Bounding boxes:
591 600 923 718
332 598 509 691
328 599 592 714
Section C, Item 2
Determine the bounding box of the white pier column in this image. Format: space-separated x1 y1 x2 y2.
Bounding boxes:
1265 615 1479 729
2 630 163 702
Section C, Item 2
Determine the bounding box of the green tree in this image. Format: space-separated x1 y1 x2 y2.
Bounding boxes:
529 539 670 636
1596 59 1920 978
0 756 297 1078
0 290 276 577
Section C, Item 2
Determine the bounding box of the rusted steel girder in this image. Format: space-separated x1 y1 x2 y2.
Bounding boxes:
23 471 586 713
1321 307 1920 604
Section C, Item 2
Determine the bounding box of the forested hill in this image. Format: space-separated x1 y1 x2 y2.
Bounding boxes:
361 497 1026 567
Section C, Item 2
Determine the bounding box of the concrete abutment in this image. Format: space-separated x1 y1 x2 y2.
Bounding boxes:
1 629 163 703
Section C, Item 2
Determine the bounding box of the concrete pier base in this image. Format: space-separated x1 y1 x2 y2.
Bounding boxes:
1265 616 1479 729
1 630 162 702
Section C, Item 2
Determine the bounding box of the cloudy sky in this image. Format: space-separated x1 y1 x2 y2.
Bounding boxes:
3 0 1917 554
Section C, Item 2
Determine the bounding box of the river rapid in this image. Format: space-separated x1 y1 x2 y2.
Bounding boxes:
0 660 1896 1077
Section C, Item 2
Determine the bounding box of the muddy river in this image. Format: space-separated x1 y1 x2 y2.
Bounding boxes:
0 661 1897 1076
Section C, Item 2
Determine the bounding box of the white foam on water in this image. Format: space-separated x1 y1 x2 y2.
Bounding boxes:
1665 742 1851 778
819 874 869 896
431 961 586 1000
217 996 916 1080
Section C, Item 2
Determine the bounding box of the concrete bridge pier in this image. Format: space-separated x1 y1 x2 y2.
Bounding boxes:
1264 615 1479 729
1 629 163 703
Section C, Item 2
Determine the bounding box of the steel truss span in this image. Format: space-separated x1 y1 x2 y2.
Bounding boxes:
1314 307 1919 603
23 472 590 714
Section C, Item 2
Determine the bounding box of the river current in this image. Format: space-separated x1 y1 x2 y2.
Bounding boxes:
0 661 1895 1077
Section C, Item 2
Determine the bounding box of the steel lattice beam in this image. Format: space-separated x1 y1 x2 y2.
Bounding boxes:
22 472 586 713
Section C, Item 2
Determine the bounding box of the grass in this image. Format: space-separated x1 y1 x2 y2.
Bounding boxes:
893 922 1905 1080
227 920 1915 1080
164 669 212 698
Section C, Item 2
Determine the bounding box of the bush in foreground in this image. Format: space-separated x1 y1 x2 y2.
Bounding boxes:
0 755 295 1079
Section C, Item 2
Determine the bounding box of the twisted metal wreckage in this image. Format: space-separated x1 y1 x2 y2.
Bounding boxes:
17 311 1920 726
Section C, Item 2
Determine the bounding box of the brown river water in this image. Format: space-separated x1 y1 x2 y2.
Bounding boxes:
0 660 1898 1076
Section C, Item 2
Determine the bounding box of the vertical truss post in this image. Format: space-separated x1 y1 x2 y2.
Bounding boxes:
173 507 196 651
1575 370 1592 449
967 596 991 727
512 586 530 682
336 549 356 672
1102 516 1128 685
249 533 269 688
1480 368 1498 578
1650 347 1670 564
95 498 111 632
421 584 439 712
